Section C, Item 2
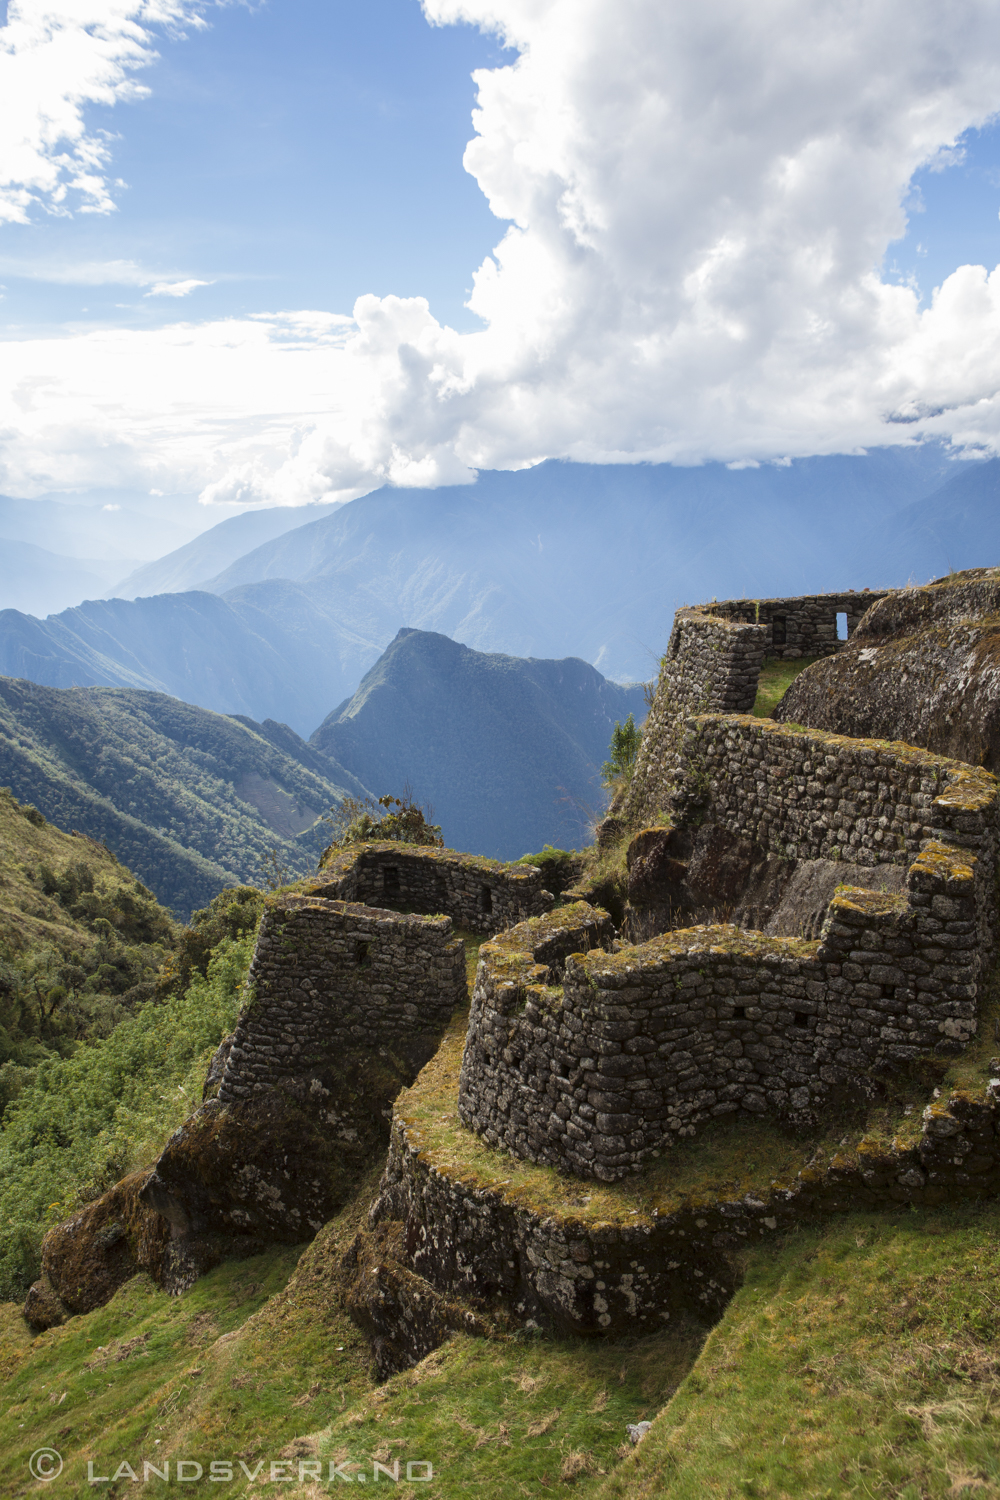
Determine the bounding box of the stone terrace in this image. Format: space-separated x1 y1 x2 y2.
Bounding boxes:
306 842 554 936
459 723 1000 1180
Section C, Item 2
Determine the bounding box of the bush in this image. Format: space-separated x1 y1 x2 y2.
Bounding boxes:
322 791 443 853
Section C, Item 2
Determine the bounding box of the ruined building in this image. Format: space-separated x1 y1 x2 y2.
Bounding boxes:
26 569 1000 1356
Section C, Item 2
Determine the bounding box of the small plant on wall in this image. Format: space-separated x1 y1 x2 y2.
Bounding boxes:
601 713 642 790
323 787 443 850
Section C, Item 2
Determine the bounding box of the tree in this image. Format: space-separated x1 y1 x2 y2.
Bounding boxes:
601 714 641 788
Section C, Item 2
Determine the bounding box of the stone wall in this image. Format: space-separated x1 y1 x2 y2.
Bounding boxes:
621 611 767 828
309 842 553 936
459 724 999 1180
775 567 1000 775
369 1079 1000 1341
704 588 891 659
675 717 999 953
218 895 467 1104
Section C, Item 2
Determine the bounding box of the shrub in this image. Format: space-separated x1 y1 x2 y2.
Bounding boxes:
601 713 641 788
0 931 254 1302
323 791 443 851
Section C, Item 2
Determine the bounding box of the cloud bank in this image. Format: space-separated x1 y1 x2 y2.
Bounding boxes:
0 0 205 223
2 0 1000 501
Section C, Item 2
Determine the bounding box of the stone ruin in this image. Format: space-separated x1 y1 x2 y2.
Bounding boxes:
25 574 1000 1351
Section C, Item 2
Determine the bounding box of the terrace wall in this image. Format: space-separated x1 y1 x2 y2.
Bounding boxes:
308 842 553 936
460 725 1000 1180
218 895 467 1104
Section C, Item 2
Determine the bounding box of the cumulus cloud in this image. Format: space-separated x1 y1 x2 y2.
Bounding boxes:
0 0 206 223
2 0 1000 501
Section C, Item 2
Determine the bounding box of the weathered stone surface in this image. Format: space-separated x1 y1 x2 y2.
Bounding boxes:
309 842 553 935
25 1171 170 1323
704 589 887 660
140 897 468 1247
461 720 998 1179
366 1078 1000 1360
775 568 1000 773
340 1221 492 1380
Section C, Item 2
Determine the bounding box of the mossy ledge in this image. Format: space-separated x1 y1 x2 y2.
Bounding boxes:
371 1007 1000 1340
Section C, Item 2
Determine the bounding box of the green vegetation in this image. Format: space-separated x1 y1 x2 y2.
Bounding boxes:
598 1204 1000 1499
514 845 585 895
601 712 641 788
0 677 364 919
751 655 819 717
0 1168 703 1499
0 785 180 1107
323 791 443 851
0 912 254 1303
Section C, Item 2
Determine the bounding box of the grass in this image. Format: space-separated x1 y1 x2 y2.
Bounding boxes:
393 1008 935 1226
6 935 1000 1495
751 657 820 718
0 788 152 957
0 1160 705 1498
594 1203 1000 1499
8 1168 1000 1495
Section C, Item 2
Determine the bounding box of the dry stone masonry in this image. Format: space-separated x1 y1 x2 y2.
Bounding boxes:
218 895 467 1103
619 608 767 831
309 841 553 935
460 721 998 1180
703 588 890 659
371 1078 1000 1341
776 567 1000 775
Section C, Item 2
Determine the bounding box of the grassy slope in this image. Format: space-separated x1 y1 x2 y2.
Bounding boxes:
598 1204 1000 1500
0 679 364 920
3 932 1000 1495
5 1191 1000 1496
752 656 819 718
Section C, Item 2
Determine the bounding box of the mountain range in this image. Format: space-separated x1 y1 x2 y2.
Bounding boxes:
0 628 642 910
314 628 647 858
3 447 996 735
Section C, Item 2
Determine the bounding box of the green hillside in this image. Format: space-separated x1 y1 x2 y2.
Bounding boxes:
0 678 368 920
0 784 181 1111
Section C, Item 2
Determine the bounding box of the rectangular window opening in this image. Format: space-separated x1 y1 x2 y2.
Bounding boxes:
836 611 849 641
355 941 370 967
793 1011 809 1029
480 885 494 914
733 1005 746 1020
383 866 400 896
771 615 787 646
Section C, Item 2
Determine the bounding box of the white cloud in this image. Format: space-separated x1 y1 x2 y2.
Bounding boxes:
144 277 211 296
0 1 207 224
3 0 1000 500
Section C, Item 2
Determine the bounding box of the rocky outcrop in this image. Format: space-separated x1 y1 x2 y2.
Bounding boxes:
24 1171 169 1328
775 568 1000 771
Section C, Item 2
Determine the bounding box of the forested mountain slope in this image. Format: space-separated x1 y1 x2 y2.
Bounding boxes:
0 679 366 918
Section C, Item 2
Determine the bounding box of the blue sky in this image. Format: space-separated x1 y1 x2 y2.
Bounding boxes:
0 1 509 335
2 0 1000 511
889 120 1000 300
